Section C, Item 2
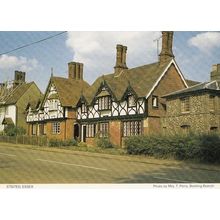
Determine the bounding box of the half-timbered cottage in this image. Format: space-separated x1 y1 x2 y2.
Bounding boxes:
26 62 90 140
76 32 189 146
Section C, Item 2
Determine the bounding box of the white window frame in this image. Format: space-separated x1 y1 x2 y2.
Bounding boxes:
98 96 111 111
32 124 37 135
81 103 87 113
49 99 59 111
86 124 96 138
152 96 159 108
52 122 61 134
181 97 190 113
99 122 109 137
123 120 142 137
128 95 136 107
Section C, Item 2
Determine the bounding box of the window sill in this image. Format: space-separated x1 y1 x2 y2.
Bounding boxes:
181 111 190 115
99 109 111 112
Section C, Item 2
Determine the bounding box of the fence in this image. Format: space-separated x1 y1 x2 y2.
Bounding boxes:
0 135 49 146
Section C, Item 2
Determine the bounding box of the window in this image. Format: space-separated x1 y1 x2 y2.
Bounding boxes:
39 123 46 135
98 96 111 110
152 96 159 108
52 122 60 134
209 95 215 111
128 95 136 107
99 122 109 137
181 97 190 113
5 107 9 115
86 124 96 138
210 127 218 132
123 121 142 137
180 125 190 134
32 124 37 135
49 100 58 111
81 103 87 113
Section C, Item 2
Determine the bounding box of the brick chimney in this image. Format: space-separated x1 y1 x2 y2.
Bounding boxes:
210 64 220 81
68 62 83 80
114 44 128 75
14 71 26 87
159 31 175 64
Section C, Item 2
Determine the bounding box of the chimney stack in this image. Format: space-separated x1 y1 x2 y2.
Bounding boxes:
14 71 26 85
114 44 128 75
68 62 83 80
210 64 220 81
159 31 175 64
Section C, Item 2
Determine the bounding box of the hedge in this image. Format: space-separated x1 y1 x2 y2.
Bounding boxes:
49 139 78 147
124 134 220 163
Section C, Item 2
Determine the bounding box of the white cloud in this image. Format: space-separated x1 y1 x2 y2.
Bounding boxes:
66 32 160 82
188 32 220 53
0 54 38 72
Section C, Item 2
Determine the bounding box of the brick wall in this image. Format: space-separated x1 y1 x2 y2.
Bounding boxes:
109 120 121 147
148 64 186 118
162 93 220 134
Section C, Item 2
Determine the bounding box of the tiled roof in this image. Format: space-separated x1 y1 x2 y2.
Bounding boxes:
51 77 90 107
82 60 173 104
163 80 220 98
185 79 201 87
0 82 34 106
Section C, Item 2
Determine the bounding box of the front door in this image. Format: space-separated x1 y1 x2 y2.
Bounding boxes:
82 125 86 142
74 124 79 140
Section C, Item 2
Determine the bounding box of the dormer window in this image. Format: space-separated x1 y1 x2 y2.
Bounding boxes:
152 96 159 108
98 96 111 110
128 95 136 107
81 103 87 113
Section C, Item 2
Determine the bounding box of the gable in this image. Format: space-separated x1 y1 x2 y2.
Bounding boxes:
41 80 60 108
146 60 188 99
152 63 187 97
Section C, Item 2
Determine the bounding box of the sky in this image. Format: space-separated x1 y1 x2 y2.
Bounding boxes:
0 31 220 93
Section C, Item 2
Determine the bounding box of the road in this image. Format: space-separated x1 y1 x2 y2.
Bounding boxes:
0 143 220 183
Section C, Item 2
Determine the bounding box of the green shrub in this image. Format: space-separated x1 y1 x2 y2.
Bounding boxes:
4 125 26 136
124 133 220 163
49 139 77 147
96 137 113 148
78 142 87 148
198 134 220 163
